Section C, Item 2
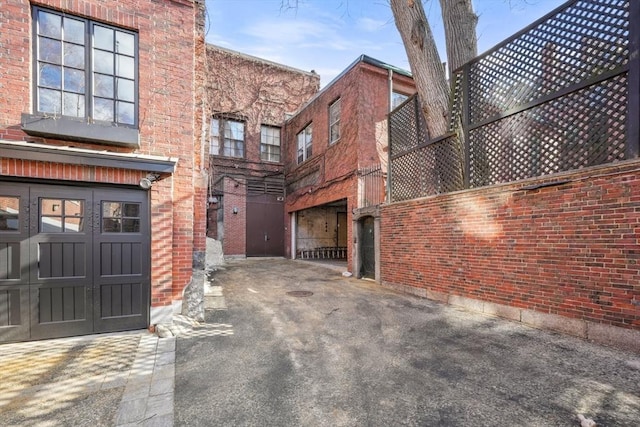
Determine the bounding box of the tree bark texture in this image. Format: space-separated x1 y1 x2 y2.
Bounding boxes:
390 0 450 138
440 0 478 74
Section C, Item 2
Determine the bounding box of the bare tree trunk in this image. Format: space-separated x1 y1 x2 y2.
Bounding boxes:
390 0 449 138
440 0 478 74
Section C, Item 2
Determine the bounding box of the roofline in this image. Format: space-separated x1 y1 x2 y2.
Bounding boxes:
206 44 319 78
0 140 178 173
285 54 413 123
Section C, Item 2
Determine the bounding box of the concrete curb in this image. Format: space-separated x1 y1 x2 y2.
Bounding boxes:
114 334 176 427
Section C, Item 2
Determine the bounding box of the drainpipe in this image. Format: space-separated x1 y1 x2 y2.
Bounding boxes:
387 69 393 204
388 69 393 112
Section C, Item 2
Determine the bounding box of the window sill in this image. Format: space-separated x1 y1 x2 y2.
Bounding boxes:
21 114 139 148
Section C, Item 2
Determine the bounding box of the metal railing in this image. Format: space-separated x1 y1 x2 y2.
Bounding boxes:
357 164 385 207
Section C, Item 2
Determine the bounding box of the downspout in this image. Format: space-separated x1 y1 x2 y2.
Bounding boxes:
387 69 393 204
388 69 393 112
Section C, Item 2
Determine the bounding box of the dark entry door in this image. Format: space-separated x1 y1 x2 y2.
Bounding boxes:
93 188 150 333
0 182 149 343
359 216 375 279
246 194 284 257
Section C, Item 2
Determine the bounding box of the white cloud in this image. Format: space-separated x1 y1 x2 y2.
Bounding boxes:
356 17 386 32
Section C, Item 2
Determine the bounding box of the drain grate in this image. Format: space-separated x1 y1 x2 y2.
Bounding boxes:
286 290 314 297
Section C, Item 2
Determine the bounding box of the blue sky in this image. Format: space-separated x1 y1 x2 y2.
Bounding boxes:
205 0 566 86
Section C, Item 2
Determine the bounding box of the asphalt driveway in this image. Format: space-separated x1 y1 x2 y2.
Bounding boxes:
175 259 640 426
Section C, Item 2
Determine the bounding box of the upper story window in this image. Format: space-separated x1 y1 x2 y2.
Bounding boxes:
260 125 281 163
211 117 245 158
391 91 409 110
329 98 341 144
297 123 313 164
33 7 137 126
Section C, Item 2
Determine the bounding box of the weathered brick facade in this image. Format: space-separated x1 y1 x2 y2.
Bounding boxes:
0 0 207 325
206 45 319 256
381 161 640 347
284 57 415 272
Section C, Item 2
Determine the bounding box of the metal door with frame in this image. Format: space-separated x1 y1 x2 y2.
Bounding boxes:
359 216 375 279
246 194 284 257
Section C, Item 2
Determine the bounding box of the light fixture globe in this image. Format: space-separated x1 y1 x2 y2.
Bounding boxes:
139 173 160 189
139 177 153 189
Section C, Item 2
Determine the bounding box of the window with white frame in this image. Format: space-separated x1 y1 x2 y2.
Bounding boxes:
329 98 341 144
210 117 245 158
260 125 281 162
391 91 409 111
33 6 137 126
297 123 312 164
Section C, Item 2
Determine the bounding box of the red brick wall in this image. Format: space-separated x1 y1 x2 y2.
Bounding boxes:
381 161 640 331
0 0 205 312
222 177 247 256
284 60 416 271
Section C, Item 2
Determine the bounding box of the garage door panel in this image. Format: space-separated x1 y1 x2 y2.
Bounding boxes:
100 242 142 276
38 241 87 278
37 285 87 323
0 288 23 326
0 243 21 279
29 283 93 340
0 287 30 341
0 187 31 342
100 282 142 318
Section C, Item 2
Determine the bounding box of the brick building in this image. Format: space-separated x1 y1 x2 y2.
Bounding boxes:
0 0 207 342
206 45 319 258
283 56 415 277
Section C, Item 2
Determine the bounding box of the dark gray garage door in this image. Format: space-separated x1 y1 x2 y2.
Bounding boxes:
0 182 150 343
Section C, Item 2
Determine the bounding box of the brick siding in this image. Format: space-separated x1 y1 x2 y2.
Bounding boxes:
206 45 319 256
284 60 415 270
381 161 640 331
0 0 207 312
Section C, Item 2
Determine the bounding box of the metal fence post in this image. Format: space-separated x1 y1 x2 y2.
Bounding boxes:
462 63 471 189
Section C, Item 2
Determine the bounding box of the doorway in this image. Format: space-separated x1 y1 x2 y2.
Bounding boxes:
0 182 150 343
359 216 375 279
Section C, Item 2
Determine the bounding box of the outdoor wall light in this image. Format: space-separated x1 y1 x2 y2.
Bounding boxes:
232 207 239 214
139 173 160 190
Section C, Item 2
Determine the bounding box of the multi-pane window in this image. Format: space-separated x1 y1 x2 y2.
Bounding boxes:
210 117 245 158
34 7 137 126
260 126 281 162
391 91 409 110
297 123 313 164
0 197 20 232
40 199 84 233
329 98 341 144
102 202 141 233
